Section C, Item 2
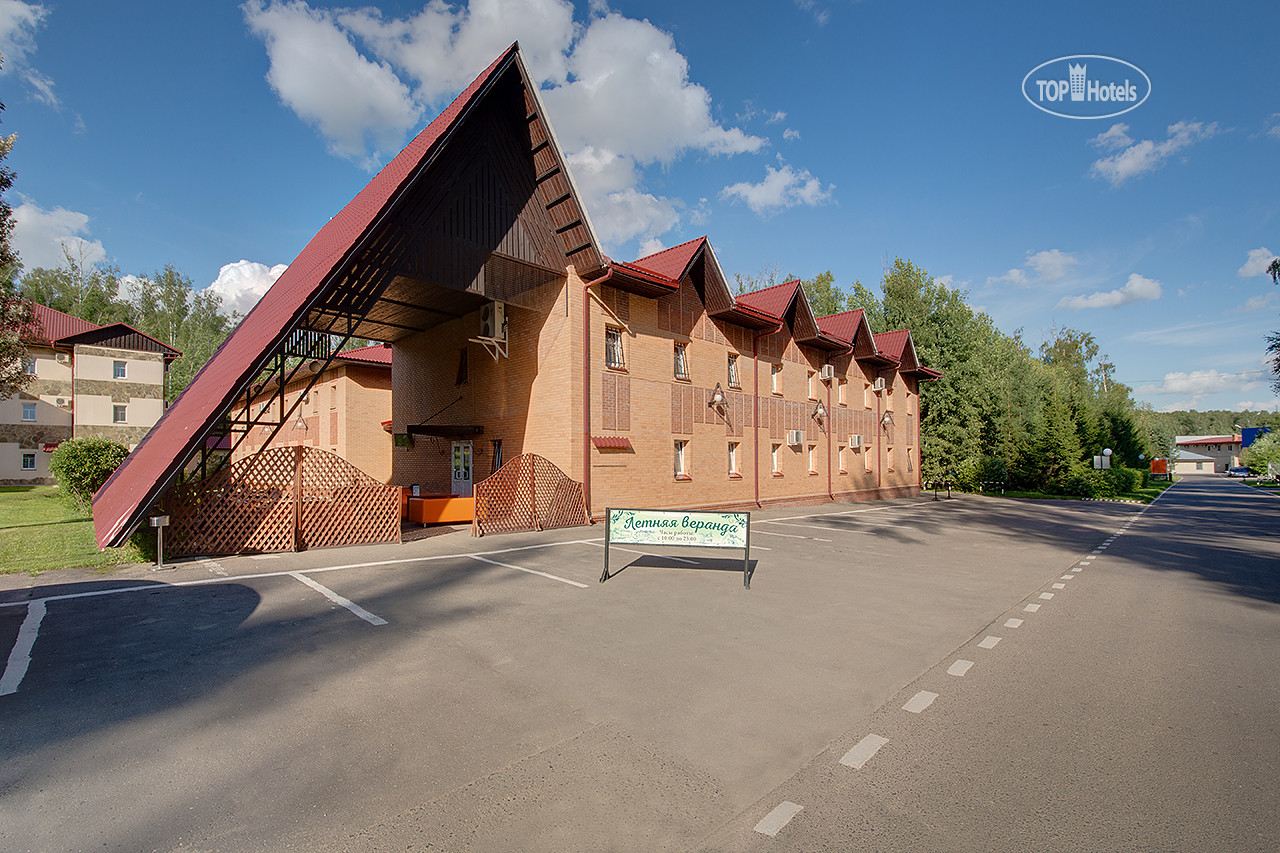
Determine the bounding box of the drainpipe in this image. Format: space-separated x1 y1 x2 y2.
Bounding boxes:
581 267 614 517
826 367 834 501
752 319 784 508
876 370 883 493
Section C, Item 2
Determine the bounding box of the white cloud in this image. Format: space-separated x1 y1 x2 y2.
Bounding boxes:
1237 292 1279 313
206 259 288 317
1237 246 1278 278
1264 114 1280 142
767 111 787 124
242 2 773 251
1057 273 1162 309
0 0 58 107
987 248 1077 287
792 0 832 25
783 128 800 141
1089 120 1220 186
243 0 422 169
11 199 106 269
1235 397 1280 412
1138 366 1268 409
720 161 833 215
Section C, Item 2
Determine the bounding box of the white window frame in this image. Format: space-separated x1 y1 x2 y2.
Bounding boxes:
113 360 127 379
21 452 37 471
727 353 739 388
808 444 817 473
113 404 128 424
674 342 689 381
771 442 781 474
674 439 688 478
728 441 739 476
21 402 36 422
838 377 846 406
808 370 817 400
605 326 625 369
771 363 782 394
838 445 847 473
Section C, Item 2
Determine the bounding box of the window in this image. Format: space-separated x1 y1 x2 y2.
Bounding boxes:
455 348 468 385
605 327 625 369
674 440 688 479
1196 461 1204 471
21 452 36 471
838 377 847 406
771 443 781 475
330 385 337 409
907 448 914 473
808 444 817 474
864 382 873 408
838 445 847 473
674 342 689 380
491 439 503 474
113 405 127 424
21 402 36 422
113 360 127 379
23 357 35 376
727 353 739 388
808 371 817 400
728 441 739 476
771 363 782 394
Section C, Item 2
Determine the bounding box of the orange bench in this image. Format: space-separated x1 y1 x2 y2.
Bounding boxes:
406 496 474 525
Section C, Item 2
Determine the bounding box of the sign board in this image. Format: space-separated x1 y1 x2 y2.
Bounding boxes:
601 507 753 588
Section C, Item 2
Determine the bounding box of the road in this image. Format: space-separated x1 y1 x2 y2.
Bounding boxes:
0 476 1276 852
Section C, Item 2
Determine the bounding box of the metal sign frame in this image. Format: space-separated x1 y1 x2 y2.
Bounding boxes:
600 507 753 588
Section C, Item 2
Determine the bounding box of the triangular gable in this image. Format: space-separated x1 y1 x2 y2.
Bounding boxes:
94 43 604 548
57 322 182 359
816 309 878 360
628 236 705 281
736 280 845 351
25 303 100 344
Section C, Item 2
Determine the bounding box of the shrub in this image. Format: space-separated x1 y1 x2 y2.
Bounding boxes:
1048 468 1102 498
1103 466 1139 495
48 438 129 509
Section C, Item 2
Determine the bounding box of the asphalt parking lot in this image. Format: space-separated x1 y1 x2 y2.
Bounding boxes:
0 493 1145 852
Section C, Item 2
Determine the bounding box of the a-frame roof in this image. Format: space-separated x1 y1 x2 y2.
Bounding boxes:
26 303 100 344
93 43 605 548
874 329 942 379
736 280 846 351
816 309 879 360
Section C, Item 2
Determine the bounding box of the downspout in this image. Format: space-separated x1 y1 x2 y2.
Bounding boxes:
752 319 784 508
581 267 614 518
826 364 834 501
876 370 883 493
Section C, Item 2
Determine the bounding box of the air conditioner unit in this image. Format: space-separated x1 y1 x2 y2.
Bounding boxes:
479 301 507 341
872 377 886 392
56 353 70 364
55 398 67 407
787 429 804 447
819 364 835 381
849 434 863 448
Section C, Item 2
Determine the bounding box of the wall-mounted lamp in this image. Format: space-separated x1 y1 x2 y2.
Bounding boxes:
812 400 826 421
881 411 895 428
708 382 726 410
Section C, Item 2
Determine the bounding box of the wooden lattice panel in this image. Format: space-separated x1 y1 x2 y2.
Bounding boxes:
167 446 400 556
472 454 588 537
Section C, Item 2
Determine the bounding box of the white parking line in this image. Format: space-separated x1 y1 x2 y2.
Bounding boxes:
978 636 1001 649
0 600 47 695
1005 618 1023 628
1024 603 1041 612
840 734 889 769
467 555 589 588
755 801 804 836
1072 567 1083 572
290 573 388 626
1039 592 1054 599
1061 575 1074 580
757 520 847 535
1052 583 1066 589
197 558 228 577
751 528 832 542
581 540 699 564
947 660 974 676
903 690 939 713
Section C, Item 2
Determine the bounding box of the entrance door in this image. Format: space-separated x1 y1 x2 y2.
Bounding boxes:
451 440 473 497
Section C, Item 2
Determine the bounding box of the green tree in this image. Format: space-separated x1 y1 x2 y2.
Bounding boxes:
123 264 233 401
1268 257 1280 393
0 52 37 399
1244 430 1279 476
0 54 18 284
48 437 130 509
800 269 845 316
18 245 128 325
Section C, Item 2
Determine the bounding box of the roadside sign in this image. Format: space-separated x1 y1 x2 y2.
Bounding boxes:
600 507 753 588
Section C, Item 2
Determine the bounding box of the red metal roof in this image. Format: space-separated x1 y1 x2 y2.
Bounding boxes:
626 236 707 281
336 343 393 365
734 279 800 320
92 44 524 549
815 309 866 345
1176 436 1240 445
873 330 910 363
26 303 100 344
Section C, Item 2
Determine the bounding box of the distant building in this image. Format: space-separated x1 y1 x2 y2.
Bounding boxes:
1173 435 1241 474
1 303 179 484
232 344 392 483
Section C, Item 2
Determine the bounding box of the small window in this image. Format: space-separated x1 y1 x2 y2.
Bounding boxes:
907 448 914 473
771 443 781 474
1196 461 1204 471
605 327 625 369
727 353 740 388
864 382 873 408
674 439 688 478
838 445 847 473
23 357 36 376
21 402 36 422
808 444 817 474
113 360 127 379
808 371 817 400
838 377 847 406
455 348 468 385
491 439 503 474
21 452 36 471
728 441 739 476
113 405 127 424
330 385 337 409
674 342 689 381
771 363 782 395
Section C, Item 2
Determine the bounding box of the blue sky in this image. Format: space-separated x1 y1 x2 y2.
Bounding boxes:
3 0 1278 412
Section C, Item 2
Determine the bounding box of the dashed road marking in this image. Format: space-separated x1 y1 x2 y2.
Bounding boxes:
947 660 974 676
1024 603 1041 612
1052 582 1066 589
0 600 47 695
840 734 889 769
755 801 804 837
1071 567 1083 572
290 573 388 625
903 690 939 713
1039 592 1054 599
1061 575 1074 580
1005 618 1023 628
978 636 1001 649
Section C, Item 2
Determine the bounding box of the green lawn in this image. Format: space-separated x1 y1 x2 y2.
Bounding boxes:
982 479 1175 504
0 486 144 575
